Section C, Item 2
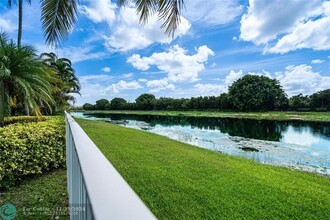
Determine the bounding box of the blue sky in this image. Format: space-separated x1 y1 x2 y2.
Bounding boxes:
1 0 329 105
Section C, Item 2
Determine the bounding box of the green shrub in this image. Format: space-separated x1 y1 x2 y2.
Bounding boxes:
3 116 46 126
0 116 65 189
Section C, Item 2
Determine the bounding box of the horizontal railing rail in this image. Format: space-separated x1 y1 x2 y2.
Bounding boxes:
65 111 156 220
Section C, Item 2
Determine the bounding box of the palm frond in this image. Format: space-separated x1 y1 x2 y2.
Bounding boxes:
135 0 158 25
40 0 78 47
118 0 185 37
158 0 185 37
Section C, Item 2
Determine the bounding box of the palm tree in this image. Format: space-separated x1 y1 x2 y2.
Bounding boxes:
0 33 55 125
7 0 31 47
40 52 80 111
7 0 184 47
8 0 31 47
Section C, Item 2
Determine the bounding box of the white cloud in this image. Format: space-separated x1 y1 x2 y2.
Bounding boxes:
122 73 133 79
225 70 243 86
79 0 117 25
183 0 243 25
0 18 16 33
103 6 191 52
311 59 325 64
76 74 114 105
57 46 108 63
127 45 214 83
276 64 330 96
79 74 112 83
146 78 168 87
194 84 226 96
106 80 142 93
36 44 108 63
102 66 111 72
247 70 272 78
79 0 244 52
146 78 175 93
138 78 148 83
240 0 330 54
267 16 330 54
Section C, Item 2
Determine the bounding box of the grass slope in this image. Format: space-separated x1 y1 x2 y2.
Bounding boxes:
77 119 330 219
0 169 68 220
81 110 330 122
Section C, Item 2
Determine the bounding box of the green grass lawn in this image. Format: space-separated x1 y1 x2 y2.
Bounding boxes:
0 169 68 220
76 118 330 219
81 110 330 122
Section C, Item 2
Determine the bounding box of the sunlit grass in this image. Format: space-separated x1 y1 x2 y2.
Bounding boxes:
0 169 68 220
77 118 330 219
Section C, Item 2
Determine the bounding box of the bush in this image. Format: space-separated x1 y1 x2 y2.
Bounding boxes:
3 116 46 126
0 116 65 189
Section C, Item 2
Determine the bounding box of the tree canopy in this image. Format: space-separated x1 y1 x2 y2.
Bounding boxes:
136 93 156 110
228 75 288 111
111 98 127 110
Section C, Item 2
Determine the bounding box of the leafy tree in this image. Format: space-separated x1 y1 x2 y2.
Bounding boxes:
218 93 232 110
0 33 55 125
136 93 156 110
83 103 94 110
310 89 330 110
110 98 127 110
180 98 190 110
95 99 109 110
228 75 288 111
289 94 310 110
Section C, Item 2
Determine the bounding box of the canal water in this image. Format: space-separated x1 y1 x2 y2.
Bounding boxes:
72 112 330 175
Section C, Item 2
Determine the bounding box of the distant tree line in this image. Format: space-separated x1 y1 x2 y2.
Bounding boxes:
83 75 330 112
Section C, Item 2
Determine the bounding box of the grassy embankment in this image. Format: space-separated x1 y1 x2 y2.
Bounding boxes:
77 118 330 219
81 110 330 122
0 169 68 220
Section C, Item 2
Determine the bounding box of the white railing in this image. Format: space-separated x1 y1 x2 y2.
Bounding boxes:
65 112 156 220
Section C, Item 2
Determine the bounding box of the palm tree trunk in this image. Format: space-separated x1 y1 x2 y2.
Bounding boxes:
17 0 23 47
24 101 30 116
0 80 5 126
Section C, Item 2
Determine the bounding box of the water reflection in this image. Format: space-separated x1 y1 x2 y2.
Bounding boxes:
83 113 330 142
76 112 330 175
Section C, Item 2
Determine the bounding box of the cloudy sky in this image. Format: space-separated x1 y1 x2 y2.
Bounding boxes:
1 0 329 105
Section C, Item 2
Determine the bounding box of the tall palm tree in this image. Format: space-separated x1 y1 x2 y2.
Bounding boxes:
7 0 184 47
0 33 55 125
7 0 31 47
40 52 80 111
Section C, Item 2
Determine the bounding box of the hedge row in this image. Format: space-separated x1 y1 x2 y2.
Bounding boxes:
0 116 66 189
3 116 46 126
